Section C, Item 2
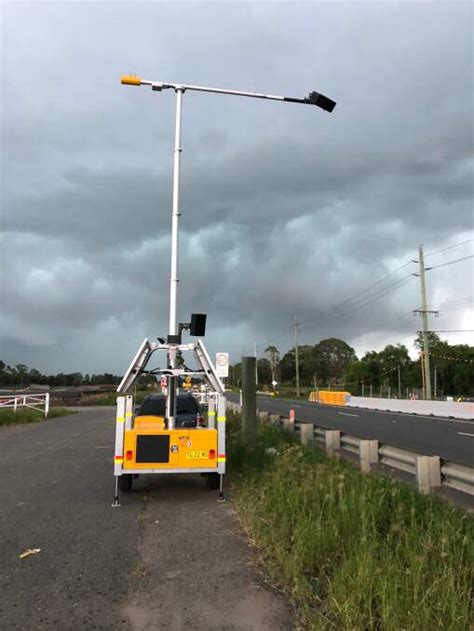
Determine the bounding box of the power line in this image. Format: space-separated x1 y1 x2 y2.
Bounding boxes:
425 238 473 259
435 305 473 313
392 309 417 322
429 352 474 364
428 329 474 333
334 276 414 318
434 296 473 308
426 255 474 272
334 260 412 311
330 364 401 387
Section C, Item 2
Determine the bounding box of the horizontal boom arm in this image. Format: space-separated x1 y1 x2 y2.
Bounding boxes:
121 75 336 112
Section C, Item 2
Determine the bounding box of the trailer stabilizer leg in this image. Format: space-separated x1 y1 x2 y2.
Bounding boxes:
217 474 226 503
112 477 121 507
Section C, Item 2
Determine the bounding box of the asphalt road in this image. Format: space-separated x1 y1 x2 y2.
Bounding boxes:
227 394 474 467
0 409 291 630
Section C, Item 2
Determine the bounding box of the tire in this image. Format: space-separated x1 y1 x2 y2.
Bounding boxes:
119 474 133 492
206 473 220 490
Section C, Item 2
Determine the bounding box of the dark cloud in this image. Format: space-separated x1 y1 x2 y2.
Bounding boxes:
1 2 473 374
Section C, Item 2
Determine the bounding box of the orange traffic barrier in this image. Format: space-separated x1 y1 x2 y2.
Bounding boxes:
308 390 351 406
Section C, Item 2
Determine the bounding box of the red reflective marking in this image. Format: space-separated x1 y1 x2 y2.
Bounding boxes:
126 450 133 461
218 454 225 458
209 449 216 459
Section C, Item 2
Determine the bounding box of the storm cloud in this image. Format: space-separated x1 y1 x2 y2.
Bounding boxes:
1 1 473 374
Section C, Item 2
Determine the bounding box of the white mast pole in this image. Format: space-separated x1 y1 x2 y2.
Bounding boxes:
167 87 184 428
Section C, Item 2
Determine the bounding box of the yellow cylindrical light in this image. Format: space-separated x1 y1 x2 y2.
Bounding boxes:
121 75 141 86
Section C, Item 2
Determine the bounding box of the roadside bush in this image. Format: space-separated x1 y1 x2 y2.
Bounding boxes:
229 421 474 630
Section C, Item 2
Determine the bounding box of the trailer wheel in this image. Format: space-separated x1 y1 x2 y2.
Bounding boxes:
206 473 220 490
119 474 133 492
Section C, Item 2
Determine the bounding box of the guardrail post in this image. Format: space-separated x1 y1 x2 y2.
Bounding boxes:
268 414 280 426
359 439 378 472
300 423 314 445
45 393 50 418
282 418 295 432
416 456 441 494
325 430 340 457
258 410 269 423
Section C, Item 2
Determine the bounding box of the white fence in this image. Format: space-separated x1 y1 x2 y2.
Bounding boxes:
0 393 50 417
346 396 474 420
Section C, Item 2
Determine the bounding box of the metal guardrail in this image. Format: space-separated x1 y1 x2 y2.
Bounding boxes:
226 401 474 498
340 434 360 455
441 462 474 495
379 445 416 475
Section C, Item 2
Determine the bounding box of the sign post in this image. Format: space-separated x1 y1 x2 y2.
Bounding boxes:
215 353 229 379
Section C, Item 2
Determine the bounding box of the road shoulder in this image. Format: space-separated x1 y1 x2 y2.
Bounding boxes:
122 474 293 631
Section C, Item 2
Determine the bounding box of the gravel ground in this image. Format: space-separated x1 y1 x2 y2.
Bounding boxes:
0 408 293 630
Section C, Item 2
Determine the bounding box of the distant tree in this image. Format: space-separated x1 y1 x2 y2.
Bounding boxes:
414 331 443 351
230 362 242 388
298 345 325 386
257 358 272 387
315 338 356 384
377 344 411 389
264 345 280 384
280 350 295 384
344 359 368 387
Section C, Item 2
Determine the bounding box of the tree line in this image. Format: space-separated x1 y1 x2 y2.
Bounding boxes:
1 332 472 397
229 333 474 397
0 360 122 388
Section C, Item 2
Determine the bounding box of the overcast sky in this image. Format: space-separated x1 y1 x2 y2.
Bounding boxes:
1 1 473 375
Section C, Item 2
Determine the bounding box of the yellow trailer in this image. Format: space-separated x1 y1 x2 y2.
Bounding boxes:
112 339 226 505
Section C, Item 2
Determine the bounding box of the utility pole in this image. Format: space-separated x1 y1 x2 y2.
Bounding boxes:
414 244 436 400
434 365 437 399
294 317 301 398
397 364 401 399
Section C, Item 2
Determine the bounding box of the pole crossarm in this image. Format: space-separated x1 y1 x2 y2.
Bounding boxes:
121 75 336 112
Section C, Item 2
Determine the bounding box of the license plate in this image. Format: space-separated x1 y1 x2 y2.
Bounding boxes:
186 450 208 459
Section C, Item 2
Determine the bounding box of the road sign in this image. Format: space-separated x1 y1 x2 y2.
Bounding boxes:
215 352 229 378
272 380 278 387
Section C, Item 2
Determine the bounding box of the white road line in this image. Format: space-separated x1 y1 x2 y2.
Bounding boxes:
458 432 474 437
248 396 474 426
338 412 359 418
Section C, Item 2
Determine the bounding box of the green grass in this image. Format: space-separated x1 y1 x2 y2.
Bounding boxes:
227 416 474 630
0 407 73 426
